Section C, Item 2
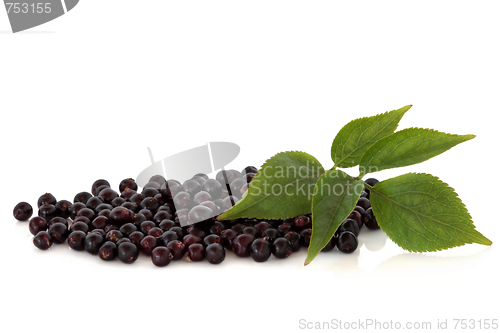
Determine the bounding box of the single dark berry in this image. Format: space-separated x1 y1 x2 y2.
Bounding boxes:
156 205 172 214
139 235 158 255
231 223 246 234
242 173 256 183
205 243 225 264
131 213 147 227
151 246 173 267
159 219 176 232
84 233 105 255
208 221 225 235
74 191 92 204
76 208 96 221
363 207 380 230
173 191 192 210
54 200 72 218
117 242 139 263
91 179 110 196
70 221 89 234
95 203 113 214
96 184 111 196
129 193 146 205
201 179 223 200
108 207 134 227
153 210 171 225
29 216 47 235
242 166 258 175
116 238 131 245
357 197 371 210
38 204 57 222
120 188 137 201
272 238 292 259
254 222 272 234
182 234 202 248
338 218 360 236
277 222 293 235
321 236 337 252
242 226 260 238
119 223 138 237
193 191 212 206
111 197 126 208
284 231 301 252
99 241 118 261
293 215 312 232
91 216 109 230
128 231 145 246
119 178 138 192
299 228 312 247
337 231 358 253
261 228 280 244
148 227 163 238
149 174 167 185
364 178 379 187
48 217 68 228
106 230 124 243
33 231 53 250
99 188 119 204
91 229 106 237
166 240 186 260
13 202 33 221
139 198 159 212
160 231 179 245
169 226 186 239
347 210 363 229
186 243 205 262
181 180 202 198
140 221 156 234
138 209 153 221
220 229 238 250
360 191 369 199
142 187 160 198
143 182 161 191
250 238 272 262
69 202 86 219
104 224 119 233
232 234 256 257
203 234 221 246
86 197 103 211
67 231 86 251
48 223 69 244
37 193 57 208
73 216 91 226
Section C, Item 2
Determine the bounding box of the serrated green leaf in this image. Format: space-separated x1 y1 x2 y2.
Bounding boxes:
331 105 412 168
305 170 364 265
217 151 325 220
359 128 475 175
370 173 492 252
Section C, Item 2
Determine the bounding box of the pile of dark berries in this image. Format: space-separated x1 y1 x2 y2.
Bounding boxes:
13 167 380 266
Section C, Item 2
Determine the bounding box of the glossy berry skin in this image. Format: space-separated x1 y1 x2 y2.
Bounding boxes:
357 197 371 210
299 228 312 247
91 179 111 196
153 211 172 224
293 215 312 232
108 207 134 227
111 197 126 208
120 188 137 201
363 207 380 230
186 244 205 262
99 188 119 204
254 222 272 234
96 185 110 196
116 238 131 246
106 230 124 243
272 238 292 259
347 210 363 229
205 244 225 264
203 234 221 246
261 228 280 244
188 205 213 224
321 236 337 252
181 180 202 197
242 166 259 175
117 242 139 264
48 223 69 244
242 227 260 238
160 231 179 245
232 234 256 257
33 231 53 250
140 221 156 234
69 202 86 219
250 238 272 262
38 204 57 222
337 231 358 253
91 229 106 237
231 223 246 234
284 231 301 252
74 192 92 204
99 241 118 261
169 226 186 239
148 227 163 238
160 180 182 201
47 217 67 229
119 178 138 192
13 202 33 221
119 223 138 237
173 191 191 210
55 200 72 219
84 233 105 255
140 198 159 211
77 208 96 222
70 221 89 234
149 175 166 185
139 235 158 255
67 231 87 251
166 240 186 260
151 246 173 267
86 197 103 211
193 191 212 206
182 234 202 248
128 231 145 246
364 178 379 187
159 219 176 232
208 221 224 235
229 178 246 198
91 216 108 230
29 217 47 235
220 229 238 250
338 219 360 236
37 193 57 208
201 179 223 200
277 222 292 235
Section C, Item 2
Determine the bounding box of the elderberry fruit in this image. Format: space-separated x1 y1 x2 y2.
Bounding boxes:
261 228 280 244
250 238 272 262
91 179 110 196
99 241 117 261
33 231 53 250
205 243 225 264
117 242 139 263
67 231 86 251
284 231 301 252
166 240 186 260
151 246 173 267
186 243 205 262
364 207 380 230
119 178 138 192
232 234 255 257
48 223 69 244
272 238 292 259
13 202 33 221
85 233 105 255
54 200 72 219
139 235 158 255
338 218 360 236
29 216 47 235
37 193 57 208
74 191 92 204
337 231 358 253
38 204 57 222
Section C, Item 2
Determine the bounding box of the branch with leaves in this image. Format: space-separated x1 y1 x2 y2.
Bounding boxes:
217 105 492 265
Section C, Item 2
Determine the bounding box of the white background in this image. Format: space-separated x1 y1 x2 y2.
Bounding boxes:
1 1 499 332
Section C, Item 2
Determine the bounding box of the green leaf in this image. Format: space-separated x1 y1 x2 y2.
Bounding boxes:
331 105 412 168
305 170 364 265
370 173 492 252
359 128 475 175
217 151 325 220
